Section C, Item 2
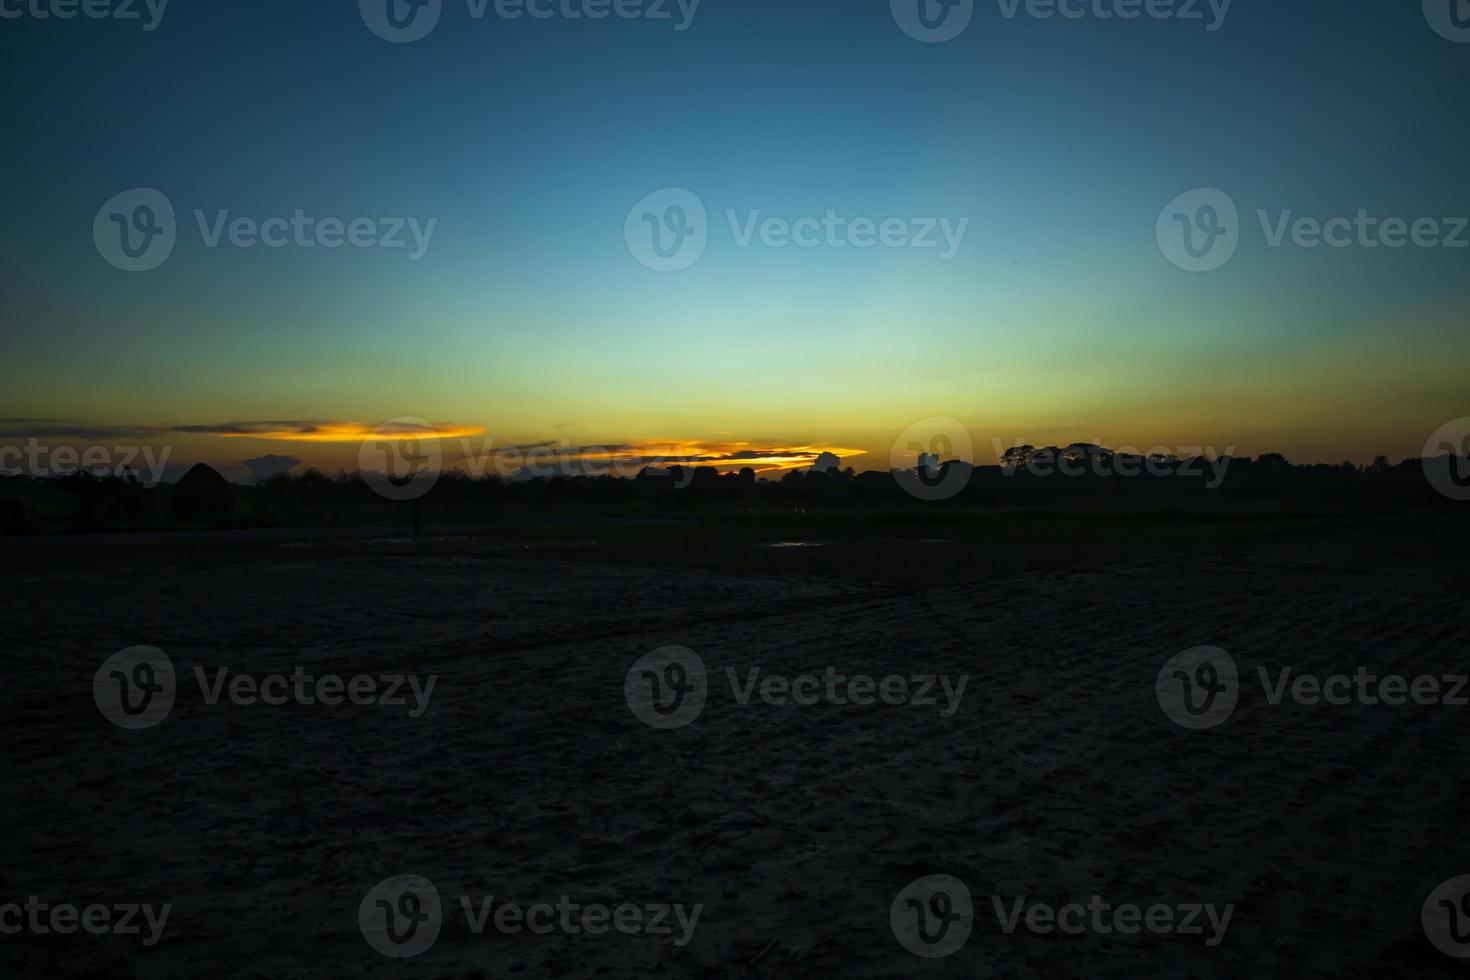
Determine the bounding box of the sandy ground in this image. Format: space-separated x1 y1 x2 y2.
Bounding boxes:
4 514 1470 977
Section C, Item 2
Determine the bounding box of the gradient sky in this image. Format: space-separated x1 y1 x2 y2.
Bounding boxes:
4 0 1469 479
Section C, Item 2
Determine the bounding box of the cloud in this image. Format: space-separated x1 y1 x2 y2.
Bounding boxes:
170 420 484 442
242 454 302 481
615 441 866 470
173 421 326 436
0 418 157 440
443 439 868 476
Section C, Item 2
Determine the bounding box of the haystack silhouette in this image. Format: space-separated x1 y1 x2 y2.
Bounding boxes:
0 497 28 534
172 463 233 524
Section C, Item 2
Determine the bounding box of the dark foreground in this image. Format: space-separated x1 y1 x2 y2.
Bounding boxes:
4 508 1470 977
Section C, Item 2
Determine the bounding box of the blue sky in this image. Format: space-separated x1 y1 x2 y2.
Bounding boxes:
3 0 1468 472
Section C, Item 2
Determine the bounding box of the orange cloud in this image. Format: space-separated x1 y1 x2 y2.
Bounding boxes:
554 440 868 473
184 421 485 442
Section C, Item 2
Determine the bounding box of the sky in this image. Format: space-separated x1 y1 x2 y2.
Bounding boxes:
3 0 1469 481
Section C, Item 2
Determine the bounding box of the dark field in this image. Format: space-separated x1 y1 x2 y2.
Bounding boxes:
5 502 1470 977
